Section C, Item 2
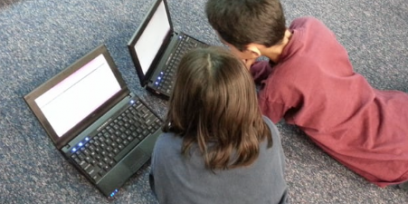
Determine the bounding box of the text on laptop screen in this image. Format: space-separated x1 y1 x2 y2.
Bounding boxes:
134 0 171 74
34 54 121 137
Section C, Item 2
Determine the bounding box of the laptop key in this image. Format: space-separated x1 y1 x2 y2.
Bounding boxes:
95 155 102 161
135 103 143 110
103 165 110 171
145 114 156 125
113 148 120 154
142 130 150 136
83 163 92 172
85 156 92 163
123 140 129 146
92 174 101 182
108 160 115 166
113 137 142 162
98 169 106 177
87 166 100 178
108 153 114 158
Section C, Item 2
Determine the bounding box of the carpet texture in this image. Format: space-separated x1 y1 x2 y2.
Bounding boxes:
0 0 407 203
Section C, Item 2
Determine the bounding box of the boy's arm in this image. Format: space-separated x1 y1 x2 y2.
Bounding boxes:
258 94 287 124
249 61 287 123
250 60 274 85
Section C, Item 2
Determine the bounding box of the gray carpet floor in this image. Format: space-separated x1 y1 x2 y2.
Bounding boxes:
0 0 407 203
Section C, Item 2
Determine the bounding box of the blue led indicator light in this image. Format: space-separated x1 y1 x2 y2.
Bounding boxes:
155 82 159 85
110 189 118 197
71 148 77 153
78 142 83 147
130 100 135 104
160 71 164 75
158 76 161 80
85 137 90 141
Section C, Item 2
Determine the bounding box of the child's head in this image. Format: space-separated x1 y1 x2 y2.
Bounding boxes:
205 0 286 51
164 46 271 170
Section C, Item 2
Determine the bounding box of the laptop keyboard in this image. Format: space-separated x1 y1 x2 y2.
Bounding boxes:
154 34 208 94
69 100 162 182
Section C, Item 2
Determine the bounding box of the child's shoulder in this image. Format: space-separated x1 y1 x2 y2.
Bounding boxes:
290 16 329 31
154 132 182 152
288 16 337 48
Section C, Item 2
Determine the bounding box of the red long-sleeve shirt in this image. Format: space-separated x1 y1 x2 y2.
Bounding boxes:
251 17 408 187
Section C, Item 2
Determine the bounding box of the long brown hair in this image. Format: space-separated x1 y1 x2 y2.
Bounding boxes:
163 46 272 170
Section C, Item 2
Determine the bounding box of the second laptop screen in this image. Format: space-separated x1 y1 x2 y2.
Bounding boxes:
134 1 171 74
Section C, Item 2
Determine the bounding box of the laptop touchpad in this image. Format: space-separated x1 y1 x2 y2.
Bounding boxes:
123 148 150 172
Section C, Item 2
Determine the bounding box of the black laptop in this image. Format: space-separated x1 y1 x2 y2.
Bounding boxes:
24 45 163 198
127 0 208 99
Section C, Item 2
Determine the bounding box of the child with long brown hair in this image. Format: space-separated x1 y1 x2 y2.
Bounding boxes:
149 46 288 204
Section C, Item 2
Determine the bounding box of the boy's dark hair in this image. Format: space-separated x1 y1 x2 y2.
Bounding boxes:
163 46 272 170
206 0 286 51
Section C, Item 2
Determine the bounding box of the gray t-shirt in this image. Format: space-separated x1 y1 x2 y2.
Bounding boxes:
150 116 288 204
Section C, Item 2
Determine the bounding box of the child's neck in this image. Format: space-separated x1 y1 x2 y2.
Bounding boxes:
260 29 292 63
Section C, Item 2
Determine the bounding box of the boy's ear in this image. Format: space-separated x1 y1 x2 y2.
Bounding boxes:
246 44 261 58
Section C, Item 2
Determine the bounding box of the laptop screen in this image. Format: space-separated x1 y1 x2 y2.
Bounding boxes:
133 0 171 74
34 54 121 137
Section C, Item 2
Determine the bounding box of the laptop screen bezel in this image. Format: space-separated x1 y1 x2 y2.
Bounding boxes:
127 0 174 87
24 45 130 150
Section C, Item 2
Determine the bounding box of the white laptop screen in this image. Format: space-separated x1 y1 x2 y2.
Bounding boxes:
34 54 121 137
134 0 171 74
